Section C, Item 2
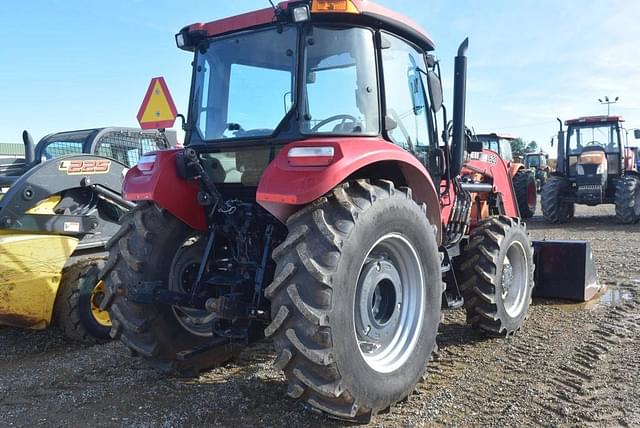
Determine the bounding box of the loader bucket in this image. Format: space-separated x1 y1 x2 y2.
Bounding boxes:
0 231 78 329
532 240 600 302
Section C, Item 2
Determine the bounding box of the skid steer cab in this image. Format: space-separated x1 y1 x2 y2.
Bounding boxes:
0 128 173 343
101 0 587 422
542 115 640 224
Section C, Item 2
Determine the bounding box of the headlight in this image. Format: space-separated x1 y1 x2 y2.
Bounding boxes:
576 164 584 175
596 163 606 174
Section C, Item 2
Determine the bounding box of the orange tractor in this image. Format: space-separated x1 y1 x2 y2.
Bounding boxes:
473 133 537 218
100 1 587 421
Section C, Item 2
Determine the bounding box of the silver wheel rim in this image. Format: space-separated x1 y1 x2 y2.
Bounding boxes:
501 241 529 318
169 238 215 337
354 233 425 374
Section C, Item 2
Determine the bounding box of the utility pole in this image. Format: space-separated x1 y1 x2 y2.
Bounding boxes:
598 96 619 116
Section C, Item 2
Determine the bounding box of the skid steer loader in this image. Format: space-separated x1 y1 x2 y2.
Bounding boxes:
0 127 173 342
100 0 597 421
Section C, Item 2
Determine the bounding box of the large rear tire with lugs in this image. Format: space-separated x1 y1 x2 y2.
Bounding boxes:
100 202 236 376
55 258 111 343
513 170 536 219
541 176 574 224
455 216 534 336
615 175 640 224
265 180 441 422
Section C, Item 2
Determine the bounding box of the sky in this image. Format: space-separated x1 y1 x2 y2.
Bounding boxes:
1 0 639 154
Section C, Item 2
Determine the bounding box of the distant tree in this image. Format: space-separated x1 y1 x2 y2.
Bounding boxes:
510 138 526 157
510 139 538 157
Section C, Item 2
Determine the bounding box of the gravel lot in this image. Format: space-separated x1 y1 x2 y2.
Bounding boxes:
1 202 639 427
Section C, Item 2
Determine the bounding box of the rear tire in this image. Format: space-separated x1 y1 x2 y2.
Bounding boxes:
513 170 536 218
100 202 236 376
455 216 534 336
615 175 640 224
55 258 111 343
265 180 441 422
541 176 574 223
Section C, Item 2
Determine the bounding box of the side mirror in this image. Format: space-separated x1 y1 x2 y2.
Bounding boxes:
550 136 555 147
634 129 640 139
467 139 483 153
426 70 443 113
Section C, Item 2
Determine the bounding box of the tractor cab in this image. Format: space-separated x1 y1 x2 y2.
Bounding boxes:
524 152 548 169
565 116 624 205
474 133 515 162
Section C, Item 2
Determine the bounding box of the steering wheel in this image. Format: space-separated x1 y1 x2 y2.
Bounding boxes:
311 114 357 132
585 140 603 147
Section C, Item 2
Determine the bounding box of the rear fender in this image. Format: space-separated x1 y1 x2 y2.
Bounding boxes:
256 138 442 242
123 149 206 231
510 162 525 177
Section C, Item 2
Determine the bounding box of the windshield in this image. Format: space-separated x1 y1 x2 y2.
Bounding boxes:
476 136 513 161
525 156 541 167
192 26 297 142
302 26 379 135
567 124 620 154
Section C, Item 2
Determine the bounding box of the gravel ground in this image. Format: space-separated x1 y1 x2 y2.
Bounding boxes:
1 202 639 427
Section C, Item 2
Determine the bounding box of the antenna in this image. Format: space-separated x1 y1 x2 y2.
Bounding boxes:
268 0 277 10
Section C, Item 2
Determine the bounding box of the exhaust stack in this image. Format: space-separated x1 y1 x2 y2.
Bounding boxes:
450 38 469 177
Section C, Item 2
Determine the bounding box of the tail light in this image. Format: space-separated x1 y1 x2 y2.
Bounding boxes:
137 154 157 173
287 147 335 167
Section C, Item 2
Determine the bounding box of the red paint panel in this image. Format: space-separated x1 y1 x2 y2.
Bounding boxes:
123 150 207 231
257 137 441 239
188 1 434 49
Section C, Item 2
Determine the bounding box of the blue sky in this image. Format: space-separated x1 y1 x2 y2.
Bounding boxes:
1 0 639 153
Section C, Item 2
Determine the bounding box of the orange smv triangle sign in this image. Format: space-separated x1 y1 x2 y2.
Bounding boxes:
137 77 178 130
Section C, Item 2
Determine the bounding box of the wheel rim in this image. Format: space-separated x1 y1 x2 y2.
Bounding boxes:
354 233 425 374
91 280 112 327
501 241 529 318
169 238 215 337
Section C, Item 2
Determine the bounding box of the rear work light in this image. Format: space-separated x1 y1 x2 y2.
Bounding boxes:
137 154 157 172
291 4 311 22
287 146 335 167
311 0 359 13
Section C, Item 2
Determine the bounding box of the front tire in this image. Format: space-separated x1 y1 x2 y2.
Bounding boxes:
265 180 441 422
55 259 111 343
513 170 536 219
455 216 534 336
101 202 236 375
541 176 574 223
615 175 640 224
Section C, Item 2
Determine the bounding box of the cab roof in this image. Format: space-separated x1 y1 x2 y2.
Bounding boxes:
565 115 624 126
181 0 435 52
475 132 518 140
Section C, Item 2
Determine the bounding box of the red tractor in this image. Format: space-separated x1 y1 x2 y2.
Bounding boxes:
101 1 540 421
473 133 537 218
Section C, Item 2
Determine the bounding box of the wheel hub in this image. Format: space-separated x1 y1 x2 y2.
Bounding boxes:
169 239 215 337
356 259 402 348
90 280 112 327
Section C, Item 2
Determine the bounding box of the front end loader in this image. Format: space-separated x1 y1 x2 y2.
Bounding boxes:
100 0 597 421
473 133 538 218
0 128 172 342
